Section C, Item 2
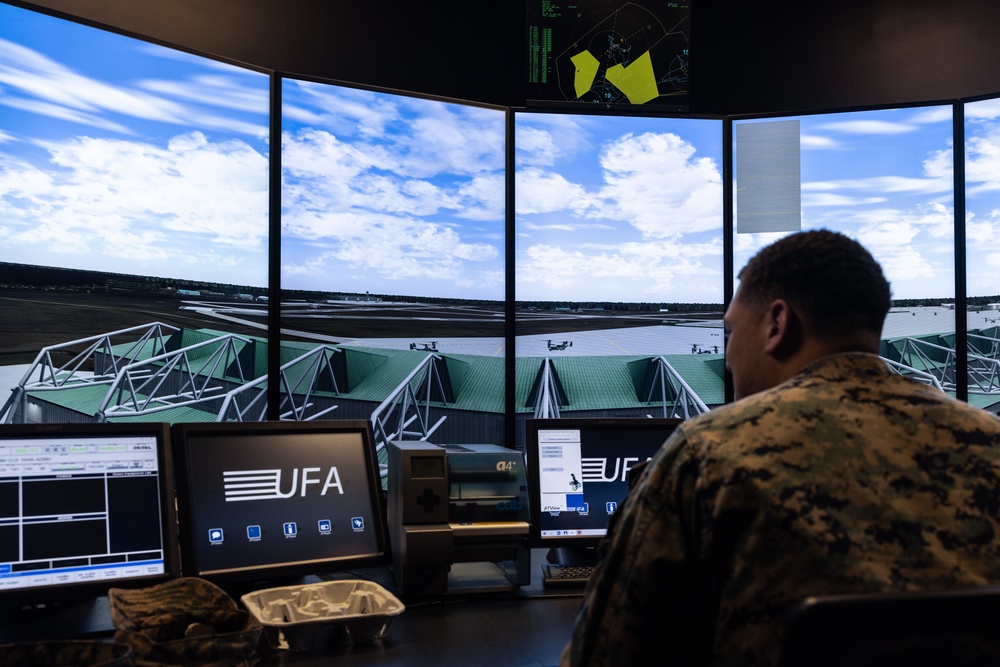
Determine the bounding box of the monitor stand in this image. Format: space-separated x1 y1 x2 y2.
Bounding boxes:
0 596 114 643
545 546 599 567
539 547 600 590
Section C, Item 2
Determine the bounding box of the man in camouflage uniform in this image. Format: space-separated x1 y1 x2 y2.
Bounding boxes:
561 229 1000 666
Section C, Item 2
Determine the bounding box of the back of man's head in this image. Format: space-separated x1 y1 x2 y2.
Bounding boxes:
737 230 891 340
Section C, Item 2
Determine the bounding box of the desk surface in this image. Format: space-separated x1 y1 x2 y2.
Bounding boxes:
0 553 584 667
262 594 579 667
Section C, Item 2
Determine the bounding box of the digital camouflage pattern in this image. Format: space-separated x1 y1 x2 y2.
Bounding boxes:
561 353 1000 667
108 578 261 667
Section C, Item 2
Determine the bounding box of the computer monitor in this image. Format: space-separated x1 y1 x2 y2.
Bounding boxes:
0 422 179 608
525 417 681 565
171 420 389 587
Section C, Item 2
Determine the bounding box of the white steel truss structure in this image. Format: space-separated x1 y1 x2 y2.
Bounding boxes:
885 333 1000 396
532 358 563 419
369 353 450 476
97 333 254 421
3 322 179 423
216 345 343 422
643 356 711 419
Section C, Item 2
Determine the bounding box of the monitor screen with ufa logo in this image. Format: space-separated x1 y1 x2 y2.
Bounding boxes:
171 420 387 586
525 417 681 565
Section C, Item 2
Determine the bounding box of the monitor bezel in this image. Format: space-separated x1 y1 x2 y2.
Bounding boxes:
171 419 390 586
0 421 179 610
524 417 682 552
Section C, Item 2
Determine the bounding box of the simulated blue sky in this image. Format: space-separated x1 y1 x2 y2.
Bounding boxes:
735 106 959 302
515 112 725 303
965 98 1000 299
280 79 506 301
3 4 1000 303
0 3 270 287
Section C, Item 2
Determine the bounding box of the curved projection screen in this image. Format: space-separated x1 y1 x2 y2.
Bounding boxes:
964 97 1000 411
513 110 725 430
277 77 508 443
0 3 270 425
733 107 970 406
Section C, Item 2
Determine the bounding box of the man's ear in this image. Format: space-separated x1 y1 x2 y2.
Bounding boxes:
763 298 802 358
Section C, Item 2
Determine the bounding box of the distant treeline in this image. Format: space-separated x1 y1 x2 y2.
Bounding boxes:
281 290 721 312
280 289 505 309
0 263 261 296
517 301 724 313
7 263 996 311
895 296 1000 308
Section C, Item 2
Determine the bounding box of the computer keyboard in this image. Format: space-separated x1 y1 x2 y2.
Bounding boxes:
541 563 594 589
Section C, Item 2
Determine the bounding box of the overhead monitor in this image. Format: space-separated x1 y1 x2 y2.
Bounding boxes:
527 0 691 111
171 420 388 587
525 417 681 565
0 422 179 608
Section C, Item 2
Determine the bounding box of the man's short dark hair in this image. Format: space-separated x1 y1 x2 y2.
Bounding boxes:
737 229 892 337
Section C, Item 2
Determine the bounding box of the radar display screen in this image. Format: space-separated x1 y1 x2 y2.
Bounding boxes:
527 0 690 111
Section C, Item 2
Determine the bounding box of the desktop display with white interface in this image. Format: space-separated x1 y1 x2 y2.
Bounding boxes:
525 418 681 565
0 422 178 607
171 420 388 585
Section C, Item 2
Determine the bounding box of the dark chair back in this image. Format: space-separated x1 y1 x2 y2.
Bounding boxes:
778 587 1000 667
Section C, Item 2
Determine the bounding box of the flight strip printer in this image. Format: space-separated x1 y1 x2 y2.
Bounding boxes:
387 441 531 599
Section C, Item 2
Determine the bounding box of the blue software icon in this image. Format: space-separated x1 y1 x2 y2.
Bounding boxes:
247 525 262 540
318 519 332 534
208 528 224 544
351 517 365 531
283 522 297 537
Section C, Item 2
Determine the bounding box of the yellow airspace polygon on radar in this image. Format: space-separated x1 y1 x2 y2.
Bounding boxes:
571 50 600 98
605 50 658 105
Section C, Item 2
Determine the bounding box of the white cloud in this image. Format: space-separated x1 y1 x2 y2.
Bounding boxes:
1 96 134 134
283 214 499 282
966 99 1000 121
803 174 951 195
0 131 268 274
454 173 505 222
922 147 954 180
966 212 1000 245
516 125 559 167
515 113 593 165
817 120 918 134
0 152 54 198
282 126 504 236
515 167 592 215
517 131 722 237
285 81 504 179
280 110 504 290
596 132 723 237
967 129 1000 191
907 107 953 124
800 134 840 149
873 245 938 283
0 37 267 138
802 192 886 206
516 238 721 300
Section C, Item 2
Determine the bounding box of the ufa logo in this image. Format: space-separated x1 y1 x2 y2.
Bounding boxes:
581 457 645 483
223 467 343 502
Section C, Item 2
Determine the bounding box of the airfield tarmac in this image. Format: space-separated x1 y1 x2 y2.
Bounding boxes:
0 290 992 378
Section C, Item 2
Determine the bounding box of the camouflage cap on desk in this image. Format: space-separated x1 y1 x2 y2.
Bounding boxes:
108 578 261 667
